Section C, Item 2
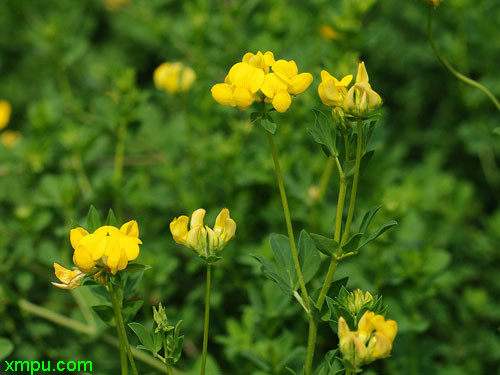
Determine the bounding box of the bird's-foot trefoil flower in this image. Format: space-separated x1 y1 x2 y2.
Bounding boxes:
338 311 397 369
344 62 382 117
52 220 143 289
154 62 196 94
170 208 236 263
211 51 313 113
318 71 353 107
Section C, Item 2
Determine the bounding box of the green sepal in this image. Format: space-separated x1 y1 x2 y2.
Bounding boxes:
105 209 119 226
86 205 101 232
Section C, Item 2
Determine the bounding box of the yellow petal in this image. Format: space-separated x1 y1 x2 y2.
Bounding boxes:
116 250 129 273
223 217 236 242
211 83 234 106
120 220 139 238
263 51 275 67
261 73 288 99
153 62 171 89
233 87 254 110
73 246 96 272
272 60 298 79
105 236 122 271
70 227 89 250
214 208 230 233
272 91 292 113
0 100 12 131
290 73 313 95
120 236 140 261
338 316 350 340
170 216 189 245
357 311 376 342
54 263 75 284
356 61 369 84
94 226 121 236
89 234 109 261
225 62 245 85
368 332 393 360
338 74 353 86
180 67 196 91
191 209 206 228
320 70 334 82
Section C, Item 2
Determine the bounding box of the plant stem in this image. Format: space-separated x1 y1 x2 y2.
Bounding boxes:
266 130 310 311
109 284 128 375
304 156 344 375
317 157 335 202
200 263 212 375
113 120 127 221
427 5 500 112
110 282 138 375
342 119 363 245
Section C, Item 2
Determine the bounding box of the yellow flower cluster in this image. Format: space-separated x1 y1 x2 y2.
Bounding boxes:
170 208 236 261
211 51 313 113
318 62 381 117
338 311 397 366
154 62 196 94
52 221 142 289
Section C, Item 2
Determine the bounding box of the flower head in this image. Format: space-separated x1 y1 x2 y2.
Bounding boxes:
344 62 382 117
337 311 397 368
170 208 236 262
211 51 313 113
318 71 353 107
154 62 196 94
0 100 12 131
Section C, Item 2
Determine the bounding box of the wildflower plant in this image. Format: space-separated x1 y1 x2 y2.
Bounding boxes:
52 206 151 375
212 55 398 375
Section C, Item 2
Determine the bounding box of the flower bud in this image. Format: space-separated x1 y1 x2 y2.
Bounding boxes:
346 289 374 316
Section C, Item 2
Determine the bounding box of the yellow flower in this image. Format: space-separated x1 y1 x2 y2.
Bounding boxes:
170 208 236 261
211 51 313 113
344 62 382 117
337 311 397 367
318 70 353 107
1 130 21 149
71 221 142 275
51 263 86 290
154 62 196 94
0 100 12 131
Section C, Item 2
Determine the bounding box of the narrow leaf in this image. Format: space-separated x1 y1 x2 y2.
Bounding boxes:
105 209 119 226
298 231 321 284
359 204 383 234
86 205 101 232
359 220 398 249
342 233 363 252
310 233 339 256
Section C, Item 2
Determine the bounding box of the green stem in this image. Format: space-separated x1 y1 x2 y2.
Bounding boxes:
427 5 500 112
113 121 127 221
304 317 317 375
304 156 344 375
266 131 310 311
200 263 212 375
342 120 363 246
110 282 138 375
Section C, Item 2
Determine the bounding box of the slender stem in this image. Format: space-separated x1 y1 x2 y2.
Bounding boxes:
109 285 128 375
316 258 339 310
344 134 351 161
304 317 317 375
342 120 363 246
200 263 212 375
427 5 500 112
113 121 127 221
266 131 310 311
110 283 138 375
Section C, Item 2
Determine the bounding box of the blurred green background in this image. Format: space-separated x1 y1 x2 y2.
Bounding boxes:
1 0 499 374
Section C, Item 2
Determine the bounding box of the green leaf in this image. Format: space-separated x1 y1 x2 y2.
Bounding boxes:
329 277 349 300
0 337 14 361
123 271 144 299
92 305 115 326
250 111 261 122
128 322 154 352
259 116 277 134
251 255 293 295
123 263 151 273
171 335 184 362
86 205 101 232
122 300 144 323
359 204 383 234
359 150 375 176
153 330 163 353
298 230 321 284
105 209 119 226
358 220 398 249
309 109 337 157
341 233 363 252
310 233 339 256
270 233 296 288
344 150 374 177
